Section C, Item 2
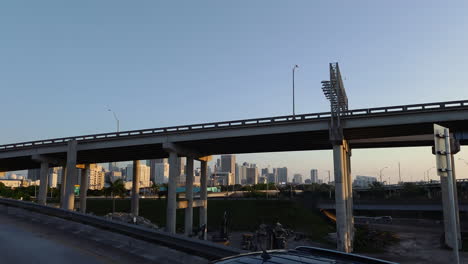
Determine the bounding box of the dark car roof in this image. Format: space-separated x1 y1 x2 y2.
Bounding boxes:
213 246 398 264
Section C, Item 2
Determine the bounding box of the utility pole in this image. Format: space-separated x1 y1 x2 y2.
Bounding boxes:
398 162 401 184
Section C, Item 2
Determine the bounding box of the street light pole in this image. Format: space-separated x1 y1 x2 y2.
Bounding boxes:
425 166 435 182
379 166 388 184
108 108 120 132
292 65 299 116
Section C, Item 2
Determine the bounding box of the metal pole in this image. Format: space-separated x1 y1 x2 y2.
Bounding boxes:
108 109 120 132
292 65 299 117
293 67 295 116
443 128 460 263
398 162 401 184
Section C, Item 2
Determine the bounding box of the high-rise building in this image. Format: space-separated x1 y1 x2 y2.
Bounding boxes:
261 168 269 177
212 172 234 185
177 157 186 185
293 174 303 184
48 168 58 188
89 164 105 190
154 162 169 184
126 164 134 181
220 155 236 177
277 167 288 183
266 173 276 183
136 163 151 188
246 167 258 185
109 171 122 182
235 163 240 185
108 162 118 172
28 168 40 181
310 169 318 183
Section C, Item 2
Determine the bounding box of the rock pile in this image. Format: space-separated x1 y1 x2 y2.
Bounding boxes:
104 212 159 230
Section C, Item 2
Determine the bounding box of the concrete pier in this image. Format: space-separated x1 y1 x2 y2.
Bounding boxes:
199 160 208 240
166 152 179 234
37 161 49 205
184 157 194 236
60 166 67 208
63 140 77 211
131 160 140 216
79 164 89 213
333 140 353 253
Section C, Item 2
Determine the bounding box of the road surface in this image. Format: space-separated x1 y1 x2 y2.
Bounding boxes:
0 205 208 264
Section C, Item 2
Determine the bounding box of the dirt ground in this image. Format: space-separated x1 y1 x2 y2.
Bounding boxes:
217 224 468 264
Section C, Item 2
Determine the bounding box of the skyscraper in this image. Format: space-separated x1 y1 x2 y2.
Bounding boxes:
310 169 318 183
89 164 106 190
28 168 40 181
220 155 236 176
277 167 288 183
293 174 303 184
246 167 258 185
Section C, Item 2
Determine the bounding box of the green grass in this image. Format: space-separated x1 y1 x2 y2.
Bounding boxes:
86 198 332 241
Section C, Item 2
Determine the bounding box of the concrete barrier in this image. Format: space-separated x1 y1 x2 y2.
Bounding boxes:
0 198 243 260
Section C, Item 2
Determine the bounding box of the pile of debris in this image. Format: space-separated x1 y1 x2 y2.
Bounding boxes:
104 212 159 230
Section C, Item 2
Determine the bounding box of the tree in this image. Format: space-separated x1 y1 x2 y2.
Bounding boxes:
104 179 126 213
151 183 160 197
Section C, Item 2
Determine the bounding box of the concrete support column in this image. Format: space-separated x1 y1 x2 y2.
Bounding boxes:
79 164 90 213
184 157 194 236
166 151 179 234
199 160 208 240
60 166 67 208
37 161 49 205
63 140 77 210
333 140 353 252
131 160 140 216
440 154 462 248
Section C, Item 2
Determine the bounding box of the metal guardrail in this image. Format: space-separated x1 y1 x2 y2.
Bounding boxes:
0 198 242 260
353 178 468 191
1 99 467 152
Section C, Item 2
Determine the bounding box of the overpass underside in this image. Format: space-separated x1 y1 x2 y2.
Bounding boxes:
0 99 467 254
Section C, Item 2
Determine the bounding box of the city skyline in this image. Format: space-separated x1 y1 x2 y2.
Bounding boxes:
8 146 468 185
1 1 468 183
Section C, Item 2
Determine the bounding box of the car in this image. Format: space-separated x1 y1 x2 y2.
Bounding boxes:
213 246 398 264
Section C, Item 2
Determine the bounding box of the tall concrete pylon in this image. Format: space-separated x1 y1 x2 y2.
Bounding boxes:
63 140 77 210
333 140 353 252
166 151 179 234
199 159 208 240
322 62 354 252
37 161 49 205
131 160 140 216
184 157 194 236
79 164 90 213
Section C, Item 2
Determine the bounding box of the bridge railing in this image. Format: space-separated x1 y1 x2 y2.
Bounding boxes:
1 99 468 151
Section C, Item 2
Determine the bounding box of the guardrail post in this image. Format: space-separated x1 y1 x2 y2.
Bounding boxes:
185 157 194 236
63 140 77 211
132 160 140 216
199 160 208 240
79 164 90 213
37 161 49 205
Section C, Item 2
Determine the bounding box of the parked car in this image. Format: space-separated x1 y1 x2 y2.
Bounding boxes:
213 246 398 264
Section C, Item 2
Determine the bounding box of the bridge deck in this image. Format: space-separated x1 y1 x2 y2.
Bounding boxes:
1 99 468 171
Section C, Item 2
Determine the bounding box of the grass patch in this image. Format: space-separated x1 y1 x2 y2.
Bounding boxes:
86 199 331 241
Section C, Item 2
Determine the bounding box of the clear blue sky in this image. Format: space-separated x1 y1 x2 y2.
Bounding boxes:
1 1 468 181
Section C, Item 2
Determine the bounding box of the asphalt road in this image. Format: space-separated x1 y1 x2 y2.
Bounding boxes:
0 206 208 264
0 212 141 264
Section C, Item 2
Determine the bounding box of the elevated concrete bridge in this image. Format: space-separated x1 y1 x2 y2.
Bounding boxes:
1 99 468 253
